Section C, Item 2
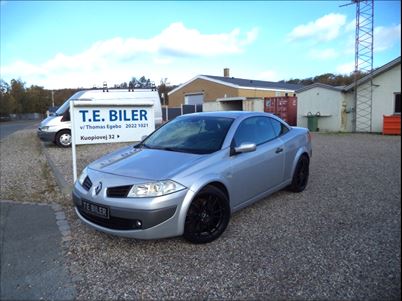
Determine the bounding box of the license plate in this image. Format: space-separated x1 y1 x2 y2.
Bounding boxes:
81 200 110 219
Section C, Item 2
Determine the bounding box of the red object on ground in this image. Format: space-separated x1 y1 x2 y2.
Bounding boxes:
264 96 297 126
383 115 401 135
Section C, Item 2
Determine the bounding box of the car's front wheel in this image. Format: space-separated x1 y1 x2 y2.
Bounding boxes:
55 130 71 148
183 186 230 244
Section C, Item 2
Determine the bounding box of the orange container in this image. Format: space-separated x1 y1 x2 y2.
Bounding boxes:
383 115 401 135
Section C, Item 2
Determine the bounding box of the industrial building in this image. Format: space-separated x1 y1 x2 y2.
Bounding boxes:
296 57 401 133
167 69 303 109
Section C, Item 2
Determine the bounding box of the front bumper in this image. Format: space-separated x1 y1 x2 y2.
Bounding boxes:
72 186 189 240
37 129 56 142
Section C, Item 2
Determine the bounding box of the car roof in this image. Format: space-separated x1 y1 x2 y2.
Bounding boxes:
179 111 278 120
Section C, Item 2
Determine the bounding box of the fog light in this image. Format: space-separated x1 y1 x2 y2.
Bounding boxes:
135 220 142 228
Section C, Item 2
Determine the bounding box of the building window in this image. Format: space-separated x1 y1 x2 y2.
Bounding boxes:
395 93 401 114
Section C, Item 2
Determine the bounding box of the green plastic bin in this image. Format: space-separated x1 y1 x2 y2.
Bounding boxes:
307 114 318 132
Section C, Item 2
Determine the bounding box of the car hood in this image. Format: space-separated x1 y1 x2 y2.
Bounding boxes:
88 146 205 181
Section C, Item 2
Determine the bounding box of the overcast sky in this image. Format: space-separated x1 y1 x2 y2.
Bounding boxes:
1 0 400 89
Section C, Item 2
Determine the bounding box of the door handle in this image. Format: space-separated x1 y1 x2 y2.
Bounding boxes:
275 147 283 154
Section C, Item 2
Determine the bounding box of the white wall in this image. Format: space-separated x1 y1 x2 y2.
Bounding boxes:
368 63 400 132
344 62 401 133
203 102 223 112
297 87 345 132
243 99 264 111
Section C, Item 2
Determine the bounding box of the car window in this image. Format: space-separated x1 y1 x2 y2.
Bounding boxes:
269 118 289 137
233 117 277 146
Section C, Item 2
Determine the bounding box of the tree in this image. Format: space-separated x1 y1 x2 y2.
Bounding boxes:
129 76 154 88
0 95 17 115
158 78 176 106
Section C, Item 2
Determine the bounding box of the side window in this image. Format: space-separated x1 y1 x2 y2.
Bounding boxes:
62 108 70 121
395 93 401 114
269 118 289 137
233 117 276 146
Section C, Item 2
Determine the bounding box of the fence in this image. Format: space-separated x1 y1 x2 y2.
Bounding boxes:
9 113 43 120
162 104 203 122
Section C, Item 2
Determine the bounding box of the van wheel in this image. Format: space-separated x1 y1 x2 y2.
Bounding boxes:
55 130 71 148
183 186 230 244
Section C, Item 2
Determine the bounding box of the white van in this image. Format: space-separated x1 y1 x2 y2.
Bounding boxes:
37 88 162 147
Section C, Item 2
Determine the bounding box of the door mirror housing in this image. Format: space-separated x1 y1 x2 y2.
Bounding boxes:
231 143 256 156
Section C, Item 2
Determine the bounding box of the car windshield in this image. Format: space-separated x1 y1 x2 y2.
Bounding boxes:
140 115 234 154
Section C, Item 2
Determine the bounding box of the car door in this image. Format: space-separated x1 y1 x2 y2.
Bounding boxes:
229 116 285 209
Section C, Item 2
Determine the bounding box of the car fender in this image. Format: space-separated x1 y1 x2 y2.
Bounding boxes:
290 146 311 178
176 173 231 235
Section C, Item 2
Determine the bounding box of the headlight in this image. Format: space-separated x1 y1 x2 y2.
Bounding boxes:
40 126 50 131
127 180 185 198
78 167 88 186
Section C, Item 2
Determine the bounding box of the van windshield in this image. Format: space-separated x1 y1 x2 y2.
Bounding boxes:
55 100 70 115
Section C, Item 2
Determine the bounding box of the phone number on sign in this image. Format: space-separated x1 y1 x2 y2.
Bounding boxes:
125 123 149 129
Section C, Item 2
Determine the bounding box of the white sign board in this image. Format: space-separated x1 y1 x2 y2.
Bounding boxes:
71 101 154 144
70 100 155 181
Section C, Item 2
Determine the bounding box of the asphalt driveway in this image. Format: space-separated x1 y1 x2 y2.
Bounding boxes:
0 201 75 300
0 120 39 140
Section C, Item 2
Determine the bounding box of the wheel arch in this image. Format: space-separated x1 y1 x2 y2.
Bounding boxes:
290 148 310 179
177 178 231 235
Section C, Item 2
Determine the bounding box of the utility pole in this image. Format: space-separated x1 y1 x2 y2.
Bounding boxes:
51 90 55 107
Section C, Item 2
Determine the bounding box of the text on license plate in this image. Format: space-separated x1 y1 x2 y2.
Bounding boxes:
82 200 110 219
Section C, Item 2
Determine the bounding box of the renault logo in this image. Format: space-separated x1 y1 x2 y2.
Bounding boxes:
95 182 103 195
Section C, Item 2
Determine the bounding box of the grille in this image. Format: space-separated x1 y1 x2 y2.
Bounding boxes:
82 176 92 191
107 185 132 198
77 208 142 230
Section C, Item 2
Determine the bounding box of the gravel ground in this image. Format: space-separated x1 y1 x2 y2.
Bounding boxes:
0 129 65 205
1 129 401 300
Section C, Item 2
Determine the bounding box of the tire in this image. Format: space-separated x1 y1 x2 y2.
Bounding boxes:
55 130 71 148
289 155 309 192
183 186 231 244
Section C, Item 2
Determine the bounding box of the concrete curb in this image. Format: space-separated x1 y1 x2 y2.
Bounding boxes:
41 141 73 196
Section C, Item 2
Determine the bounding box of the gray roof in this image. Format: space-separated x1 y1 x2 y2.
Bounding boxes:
296 83 345 94
344 56 401 91
296 56 401 94
203 75 304 91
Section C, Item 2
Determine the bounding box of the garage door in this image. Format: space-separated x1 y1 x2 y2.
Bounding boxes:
184 94 204 105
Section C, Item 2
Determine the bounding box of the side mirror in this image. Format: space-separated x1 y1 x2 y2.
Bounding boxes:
231 143 256 156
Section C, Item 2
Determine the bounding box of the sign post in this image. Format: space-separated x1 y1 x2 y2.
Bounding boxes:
70 100 155 182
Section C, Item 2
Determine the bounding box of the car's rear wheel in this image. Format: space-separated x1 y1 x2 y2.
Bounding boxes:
183 186 230 244
289 155 309 192
55 130 71 148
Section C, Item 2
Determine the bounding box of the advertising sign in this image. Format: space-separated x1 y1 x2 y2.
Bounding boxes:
72 105 154 144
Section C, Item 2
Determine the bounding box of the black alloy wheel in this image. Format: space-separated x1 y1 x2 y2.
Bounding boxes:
289 155 309 192
183 186 230 244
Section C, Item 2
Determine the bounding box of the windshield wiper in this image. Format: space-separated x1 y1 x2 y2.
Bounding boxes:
134 142 151 149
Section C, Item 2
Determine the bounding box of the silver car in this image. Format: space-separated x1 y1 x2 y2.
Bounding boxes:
73 111 312 243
